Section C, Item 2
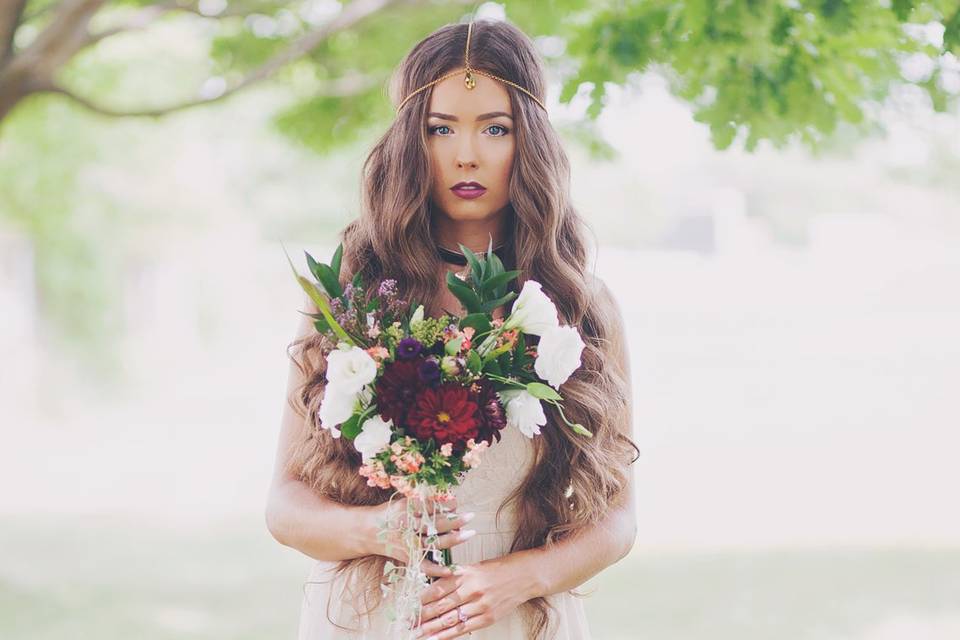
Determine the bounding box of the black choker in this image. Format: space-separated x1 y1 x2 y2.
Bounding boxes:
436 242 509 266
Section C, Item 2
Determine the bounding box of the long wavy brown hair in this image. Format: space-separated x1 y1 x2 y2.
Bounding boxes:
286 18 639 639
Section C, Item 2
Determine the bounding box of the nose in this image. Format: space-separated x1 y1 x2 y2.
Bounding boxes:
456 137 478 169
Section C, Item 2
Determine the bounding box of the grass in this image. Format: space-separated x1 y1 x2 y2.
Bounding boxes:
2 514 959 639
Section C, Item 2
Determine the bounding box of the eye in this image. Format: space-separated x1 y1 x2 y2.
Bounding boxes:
486 124 510 136
428 125 451 135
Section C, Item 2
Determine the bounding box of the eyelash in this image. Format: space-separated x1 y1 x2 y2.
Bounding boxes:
428 124 510 137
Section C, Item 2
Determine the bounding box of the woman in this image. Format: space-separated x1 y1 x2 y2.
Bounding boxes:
266 17 639 640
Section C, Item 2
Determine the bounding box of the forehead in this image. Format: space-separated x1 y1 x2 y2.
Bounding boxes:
427 72 512 117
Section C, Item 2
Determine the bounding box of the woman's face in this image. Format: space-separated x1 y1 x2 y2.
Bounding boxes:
426 71 515 225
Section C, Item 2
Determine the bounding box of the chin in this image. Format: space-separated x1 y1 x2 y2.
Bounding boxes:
442 199 507 221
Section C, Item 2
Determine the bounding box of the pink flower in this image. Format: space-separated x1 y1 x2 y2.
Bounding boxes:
366 346 390 361
439 442 453 457
462 438 490 468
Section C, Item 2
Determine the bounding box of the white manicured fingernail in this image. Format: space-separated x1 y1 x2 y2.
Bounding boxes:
460 512 475 523
459 529 476 541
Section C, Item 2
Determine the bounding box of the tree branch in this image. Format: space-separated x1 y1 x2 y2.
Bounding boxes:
0 0 29 67
35 0 403 118
37 71 382 117
84 0 278 46
14 0 107 76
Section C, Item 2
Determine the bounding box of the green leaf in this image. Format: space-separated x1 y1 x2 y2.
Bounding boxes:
482 341 514 364
459 313 492 336
514 333 528 373
283 243 353 344
466 350 482 373
458 244 486 287
480 270 521 296
445 272 483 314
486 249 505 280
483 359 503 376
526 381 563 401
445 335 464 355
481 291 517 314
352 272 363 289
306 252 343 299
331 243 344 278
340 413 362 439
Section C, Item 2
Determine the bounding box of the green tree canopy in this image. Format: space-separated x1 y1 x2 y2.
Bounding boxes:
1 0 957 150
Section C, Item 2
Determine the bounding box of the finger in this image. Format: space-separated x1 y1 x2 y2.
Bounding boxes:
420 558 455 578
428 511 474 535
415 591 465 626
432 528 476 550
415 602 483 639
419 575 461 606
417 495 458 519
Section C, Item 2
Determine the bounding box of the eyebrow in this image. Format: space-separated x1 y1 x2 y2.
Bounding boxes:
427 111 514 121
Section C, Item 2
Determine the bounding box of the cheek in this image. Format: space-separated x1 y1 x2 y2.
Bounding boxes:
495 144 515 183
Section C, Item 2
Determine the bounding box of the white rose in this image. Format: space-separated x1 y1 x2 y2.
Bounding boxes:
325 345 377 395
318 384 357 438
498 389 547 438
503 280 559 336
534 325 586 390
354 414 394 463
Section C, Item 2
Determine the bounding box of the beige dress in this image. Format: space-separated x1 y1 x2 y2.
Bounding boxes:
296 421 593 639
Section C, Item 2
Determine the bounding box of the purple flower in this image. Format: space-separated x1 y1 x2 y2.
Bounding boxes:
397 337 423 360
418 357 441 385
378 278 397 298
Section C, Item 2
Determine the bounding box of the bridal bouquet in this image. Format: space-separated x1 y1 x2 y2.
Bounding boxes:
285 240 590 633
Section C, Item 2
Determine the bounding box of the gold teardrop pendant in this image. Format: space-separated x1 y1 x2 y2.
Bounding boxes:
464 70 476 90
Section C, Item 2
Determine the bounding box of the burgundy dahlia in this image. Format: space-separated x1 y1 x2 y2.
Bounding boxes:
473 378 507 445
375 358 424 425
417 357 441 385
406 383 480 448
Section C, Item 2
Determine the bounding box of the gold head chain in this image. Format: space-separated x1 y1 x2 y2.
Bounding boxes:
396 19 547 113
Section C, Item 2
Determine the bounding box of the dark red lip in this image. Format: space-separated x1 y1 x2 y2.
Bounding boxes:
451 181 487 200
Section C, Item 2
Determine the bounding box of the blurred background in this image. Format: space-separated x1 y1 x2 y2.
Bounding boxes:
2 0 959 638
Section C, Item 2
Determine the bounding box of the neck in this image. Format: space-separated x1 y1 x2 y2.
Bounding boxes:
432 206 512 254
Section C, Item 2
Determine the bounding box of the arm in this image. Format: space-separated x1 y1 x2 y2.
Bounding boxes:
514 280 638 599
265 294 472 570
264 294 380 562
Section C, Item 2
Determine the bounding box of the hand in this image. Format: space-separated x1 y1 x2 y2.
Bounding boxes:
365 495 477 578
412 556 538 639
